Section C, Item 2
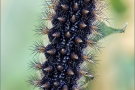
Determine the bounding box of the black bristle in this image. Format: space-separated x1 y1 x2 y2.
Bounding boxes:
33 0 97 90
28 0 127 89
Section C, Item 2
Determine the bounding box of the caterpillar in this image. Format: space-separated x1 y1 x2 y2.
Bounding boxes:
28 0 127 90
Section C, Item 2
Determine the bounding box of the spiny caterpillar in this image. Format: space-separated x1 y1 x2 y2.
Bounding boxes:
29 0 127 90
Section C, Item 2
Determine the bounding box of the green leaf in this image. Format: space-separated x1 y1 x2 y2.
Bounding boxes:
90 21 128 42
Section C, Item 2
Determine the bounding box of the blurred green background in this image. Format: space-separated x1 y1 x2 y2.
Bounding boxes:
1 0 134 90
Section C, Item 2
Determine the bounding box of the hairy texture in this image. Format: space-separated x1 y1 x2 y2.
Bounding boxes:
40 0 95 90
29 0 127 90
41 0 95 90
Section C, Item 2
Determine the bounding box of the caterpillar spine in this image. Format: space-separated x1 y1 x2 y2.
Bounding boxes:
28 0 126 90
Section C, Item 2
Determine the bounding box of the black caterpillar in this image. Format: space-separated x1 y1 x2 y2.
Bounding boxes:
29 0 127 90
